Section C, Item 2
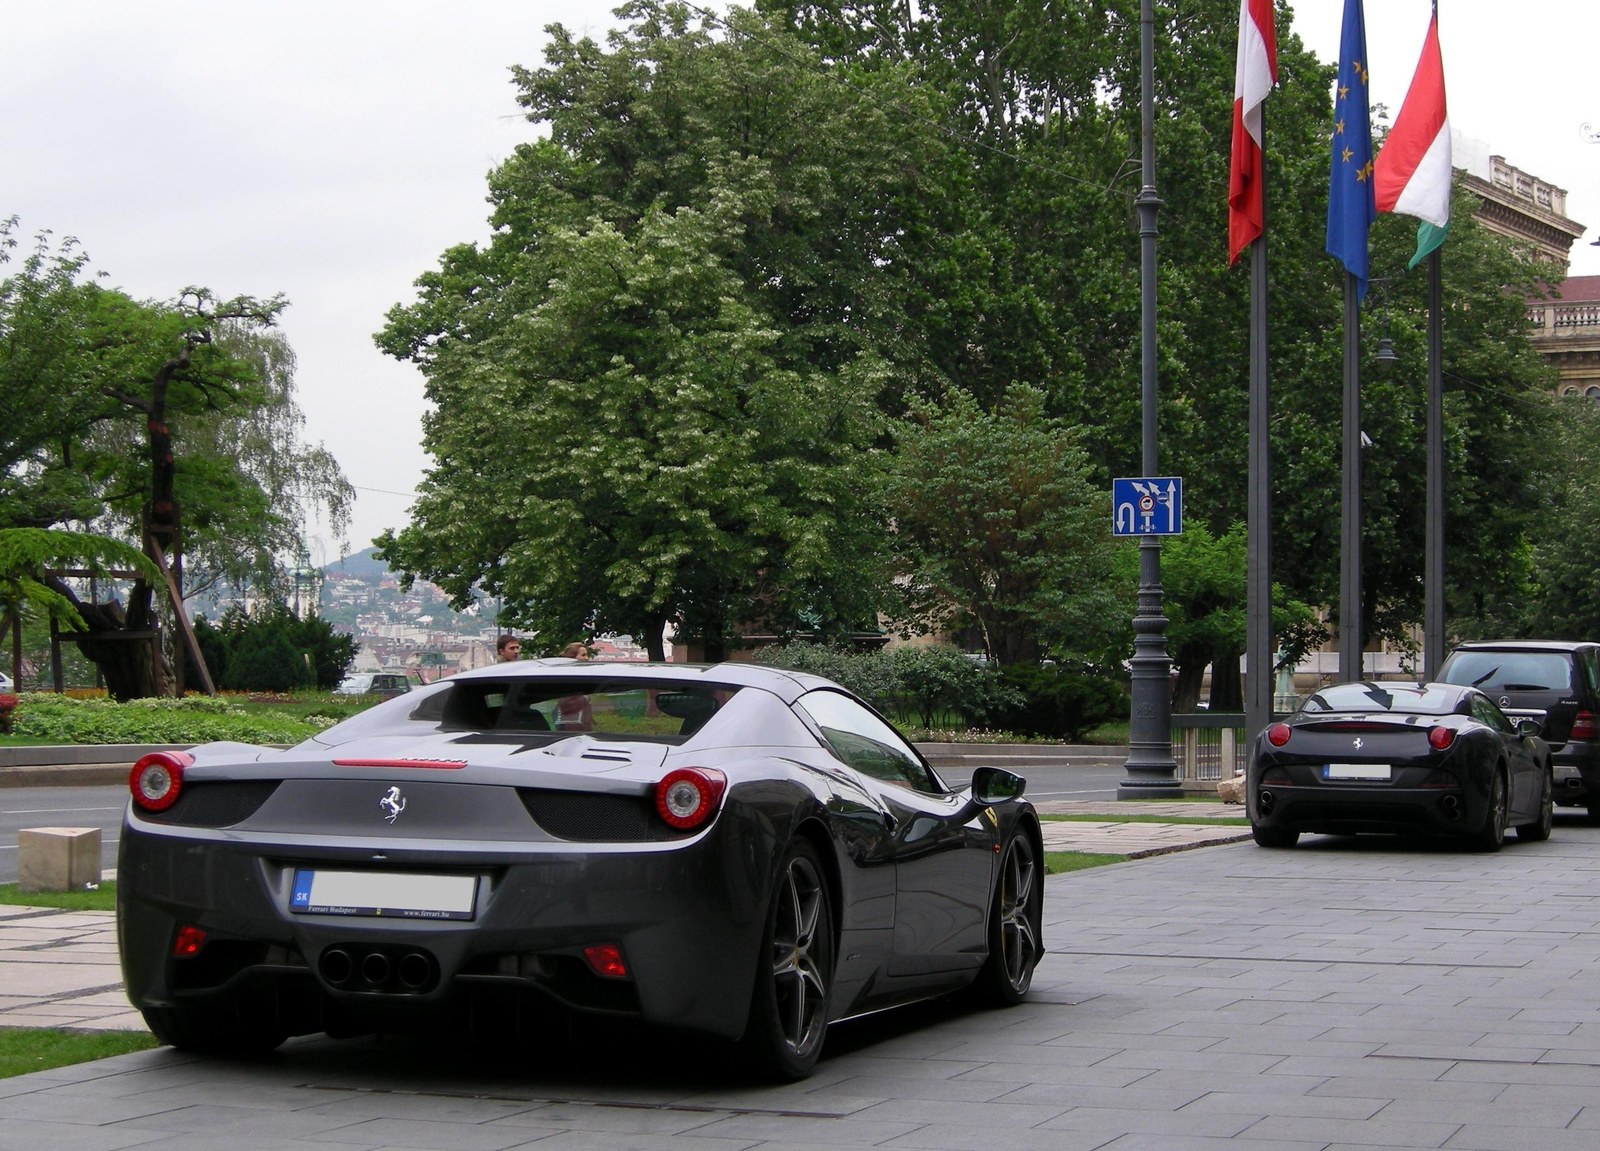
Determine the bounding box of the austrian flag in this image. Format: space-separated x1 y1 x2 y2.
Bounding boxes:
1374 11 1451 267
1229 0 1278 263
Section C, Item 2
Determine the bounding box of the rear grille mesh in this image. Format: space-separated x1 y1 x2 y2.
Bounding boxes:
518 788 689 842
141 781 282 827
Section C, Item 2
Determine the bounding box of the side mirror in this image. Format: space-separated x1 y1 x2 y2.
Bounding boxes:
971 767 1026 805
1517 718 1542 738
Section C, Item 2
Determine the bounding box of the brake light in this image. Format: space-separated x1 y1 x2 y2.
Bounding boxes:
332 758 467 770
654 768 726 830
129 751 193 812
1428 725 1455 751
1572 711 1598 740
1266 723 1292 747
582 943 629 979
172 925 207 958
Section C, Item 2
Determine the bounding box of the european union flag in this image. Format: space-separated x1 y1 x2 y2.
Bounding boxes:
1325 0 1375 299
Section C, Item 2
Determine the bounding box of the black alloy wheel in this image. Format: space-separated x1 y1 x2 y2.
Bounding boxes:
1517 765 1555 843
1471 768 1509 853
1251 822 1299 849
741 838 834 1080
973 830 1043 1006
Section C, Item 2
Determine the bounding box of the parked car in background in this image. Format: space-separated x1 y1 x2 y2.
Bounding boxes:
1438 641 1600 820
1248 681 1552 851
0 670 12 693
334 672 412 698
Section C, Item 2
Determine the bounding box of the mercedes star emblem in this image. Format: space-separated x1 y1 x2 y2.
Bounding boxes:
1499 696 1511 707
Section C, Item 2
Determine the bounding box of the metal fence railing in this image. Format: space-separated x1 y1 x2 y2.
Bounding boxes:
1171 712 1248 787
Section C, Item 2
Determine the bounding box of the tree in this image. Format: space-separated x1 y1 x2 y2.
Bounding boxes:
0 226 352 698
378 197 884 659
882 385 1113 665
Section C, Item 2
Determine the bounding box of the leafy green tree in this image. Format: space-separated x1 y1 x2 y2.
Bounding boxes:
0 225 351 697
882 384 1113 666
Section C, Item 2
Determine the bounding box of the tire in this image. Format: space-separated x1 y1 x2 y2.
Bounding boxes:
1471 768 1509 853
971 830 1043 1007
142 1003 286 1056
740 839 834 1081
1517 765 1554 843
1251 823 1299 848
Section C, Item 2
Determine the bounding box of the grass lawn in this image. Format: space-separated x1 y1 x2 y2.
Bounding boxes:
1041 813 1249 827
0 1029 157 1080
0 882 117 912
0 735 66 747
1044 851 1127 874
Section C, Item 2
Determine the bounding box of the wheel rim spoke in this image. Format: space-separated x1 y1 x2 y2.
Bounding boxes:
772 857 827 1053
997 839 1038 989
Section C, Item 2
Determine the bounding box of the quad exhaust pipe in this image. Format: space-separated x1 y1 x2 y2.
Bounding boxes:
1257 789 1275 815
1441 794 1462 822
320 945 437 993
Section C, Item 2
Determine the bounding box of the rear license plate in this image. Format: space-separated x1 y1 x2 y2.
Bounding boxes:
1323 763 1391 781
290 869 477 920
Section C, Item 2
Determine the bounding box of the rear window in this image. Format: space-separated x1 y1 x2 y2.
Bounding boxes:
410 679 737 743
1440 652 1573 692
1300 683 1463 715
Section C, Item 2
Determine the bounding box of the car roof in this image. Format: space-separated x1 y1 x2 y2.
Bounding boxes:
448 660 839 705
1448 641 1596 654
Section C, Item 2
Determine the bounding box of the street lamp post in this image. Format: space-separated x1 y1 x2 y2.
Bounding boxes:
1119 0 1181 800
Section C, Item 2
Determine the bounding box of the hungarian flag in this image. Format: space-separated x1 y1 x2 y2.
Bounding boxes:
1374 10 1450 268
1229 0 1278 263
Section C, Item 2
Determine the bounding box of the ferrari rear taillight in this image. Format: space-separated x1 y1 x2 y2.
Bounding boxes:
172 925 207 958
1572 710 1598 740
1428 725 1455 751
582 943 629 979
129 751 194 812
1266 723 1292 747
654 768 726 830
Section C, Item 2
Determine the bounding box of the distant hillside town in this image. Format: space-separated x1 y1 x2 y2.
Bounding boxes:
315 548 652 681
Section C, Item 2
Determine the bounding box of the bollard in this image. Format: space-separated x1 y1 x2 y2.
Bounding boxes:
17 827 101 893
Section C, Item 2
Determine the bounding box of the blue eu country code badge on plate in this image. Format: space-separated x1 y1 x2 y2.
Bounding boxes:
1113 477 1183 536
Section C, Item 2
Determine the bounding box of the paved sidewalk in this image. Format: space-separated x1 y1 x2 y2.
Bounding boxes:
0 903 143 1031
1036 800 1251 857
5 827 1600 1149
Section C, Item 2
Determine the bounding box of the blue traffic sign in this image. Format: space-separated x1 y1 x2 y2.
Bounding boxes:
1113 477 1183 536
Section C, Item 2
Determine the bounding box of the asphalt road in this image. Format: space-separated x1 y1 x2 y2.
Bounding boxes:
0 784 127 884
0 764 1130 884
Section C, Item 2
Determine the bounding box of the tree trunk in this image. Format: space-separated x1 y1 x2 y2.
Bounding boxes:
645 616 667 663
1171 658 1206 713
1208 650 1244 712
45 576 169 700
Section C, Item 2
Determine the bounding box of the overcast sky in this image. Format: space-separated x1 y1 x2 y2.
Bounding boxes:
3 1 1594 564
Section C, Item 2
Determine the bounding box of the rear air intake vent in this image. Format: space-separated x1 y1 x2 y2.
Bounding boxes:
138 781 281 827
578 746 634 763
518 789 690 842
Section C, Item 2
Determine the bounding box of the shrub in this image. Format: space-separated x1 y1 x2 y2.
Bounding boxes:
994 664 1127 742
191 603 355 693
886 645 1021 728
7 693 325 745
749 643 900 710
0 693 17 735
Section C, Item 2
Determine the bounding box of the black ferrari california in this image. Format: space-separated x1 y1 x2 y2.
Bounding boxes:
1248 681 1553 851
116 662 1043 1078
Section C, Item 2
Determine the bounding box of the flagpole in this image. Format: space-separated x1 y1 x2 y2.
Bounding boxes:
1424 248 1444 678
1339 272 1362 682
1119 0 1181 800
1245 108 1272 745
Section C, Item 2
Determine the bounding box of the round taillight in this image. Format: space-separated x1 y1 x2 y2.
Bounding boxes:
129 751 193 812
1266 723 1292 747
1428 725 1455 751
654 768 727 830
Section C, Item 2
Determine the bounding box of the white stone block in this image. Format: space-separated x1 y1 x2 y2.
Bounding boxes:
17 826 101 893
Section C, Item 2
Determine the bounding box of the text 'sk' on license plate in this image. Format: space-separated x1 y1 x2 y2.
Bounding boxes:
1323 763 1392 781
290 869 477 920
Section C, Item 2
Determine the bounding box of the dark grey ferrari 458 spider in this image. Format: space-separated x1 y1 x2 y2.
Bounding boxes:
117 662 1044 1078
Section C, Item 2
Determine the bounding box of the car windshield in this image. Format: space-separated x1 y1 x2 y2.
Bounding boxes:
1299 683 1461 715
1439 652 1572 692
407 678 738 743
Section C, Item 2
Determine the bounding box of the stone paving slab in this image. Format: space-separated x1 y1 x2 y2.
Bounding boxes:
1038 820 1252 856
